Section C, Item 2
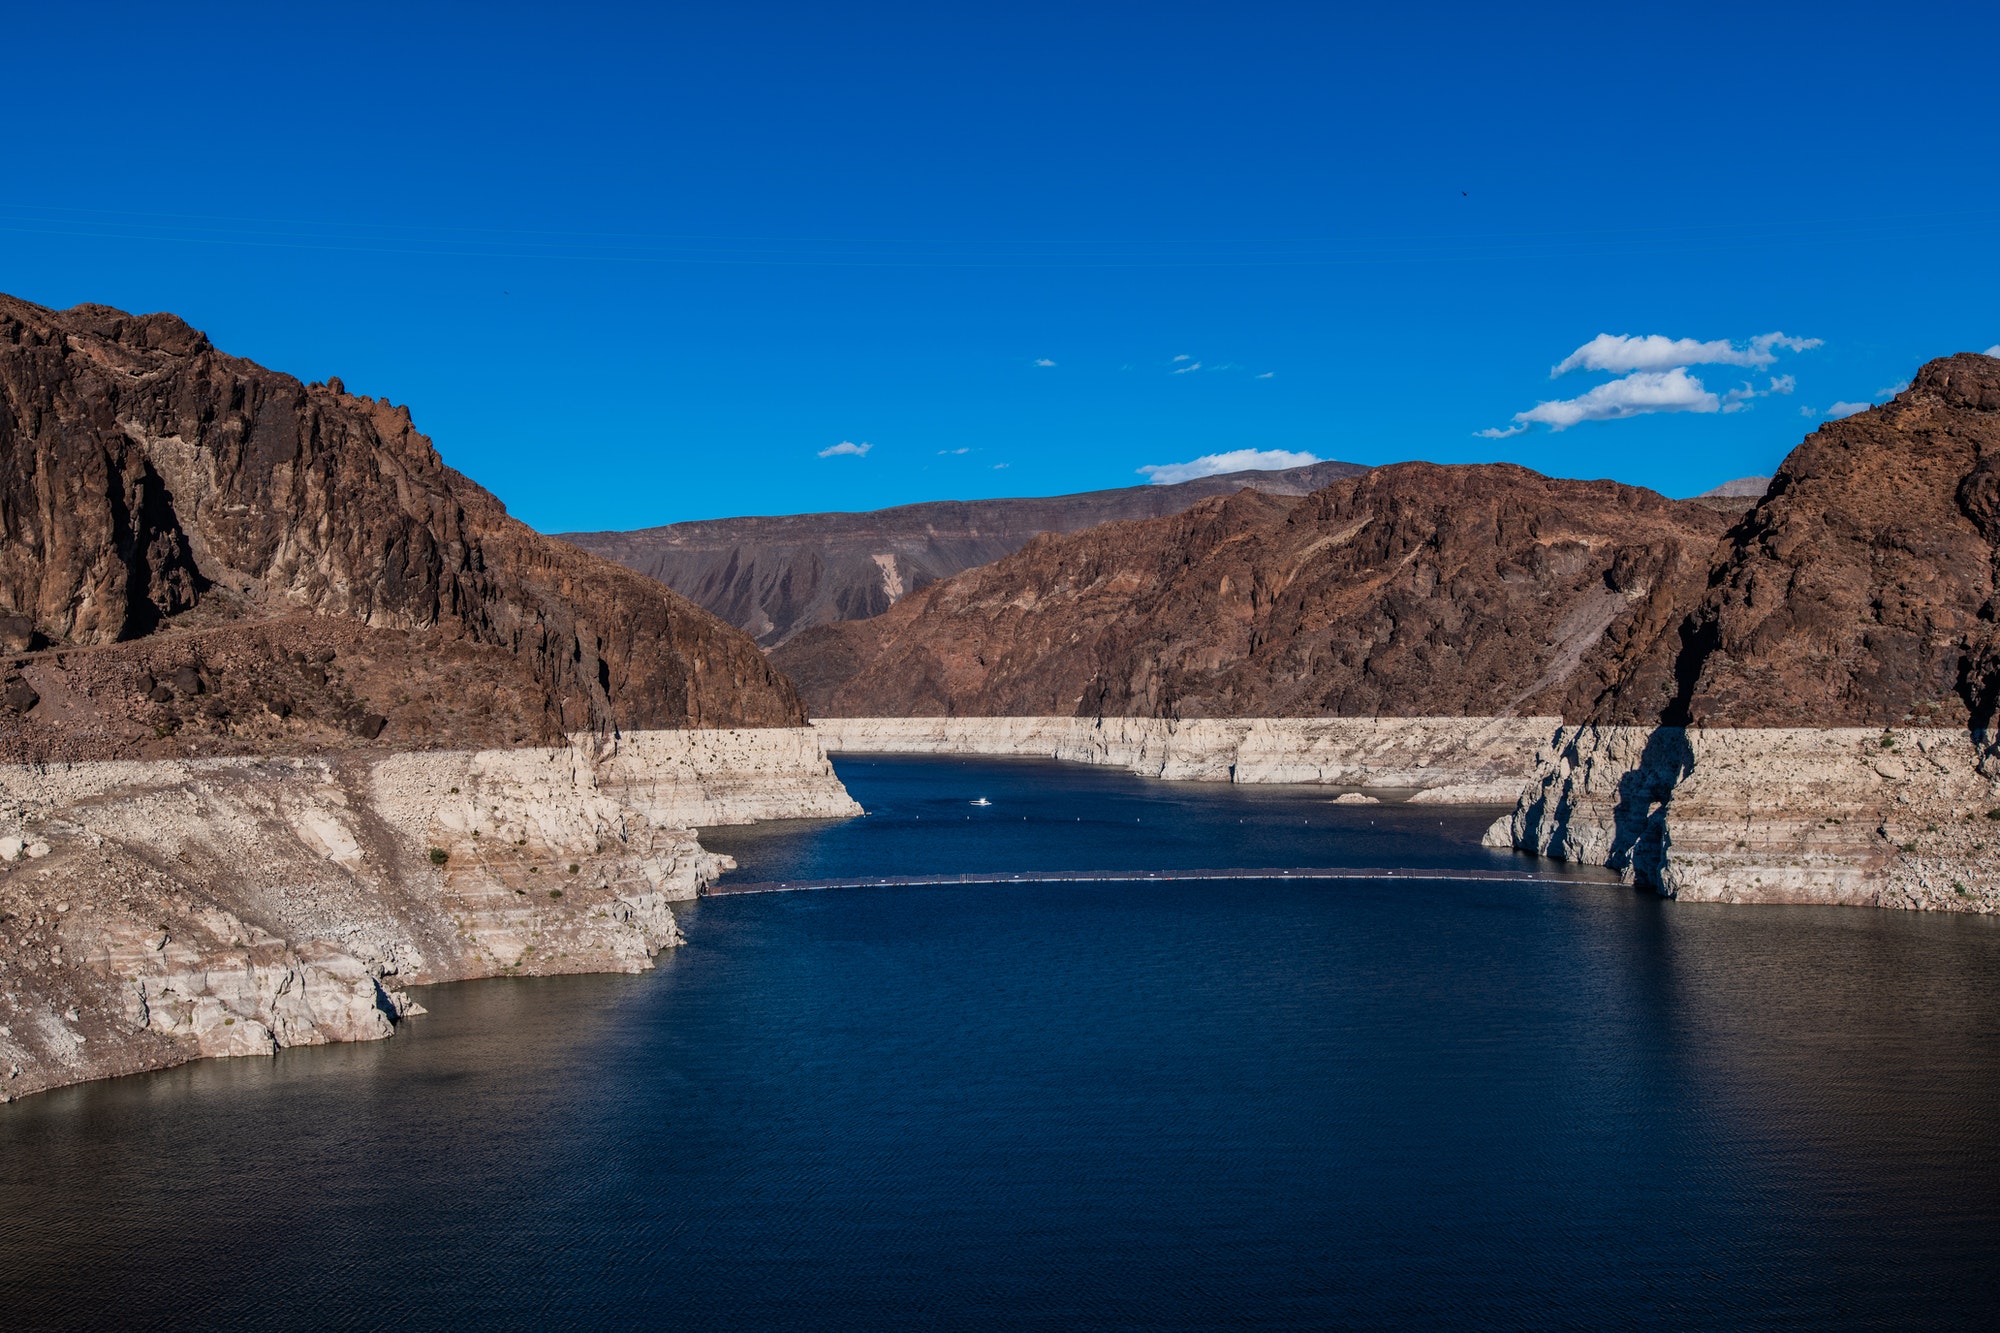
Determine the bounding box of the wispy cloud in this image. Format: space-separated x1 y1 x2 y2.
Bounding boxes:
1254 372 1274 379
1137 448 1319 485
992 463 1010 470
818 440 872 458
1171 361 1202 374
1825 401 1873 419
1482 330 1822 437
1876 380 1910 397
1551 331 1822 376
937 447 971 455
1171 354 1192 362
1033 358 1056 367
1985 345 2000 358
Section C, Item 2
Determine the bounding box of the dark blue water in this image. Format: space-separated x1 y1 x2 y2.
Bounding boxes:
3 756 1998 1329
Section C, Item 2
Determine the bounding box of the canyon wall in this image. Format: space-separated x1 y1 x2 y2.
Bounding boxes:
0 729 858 1101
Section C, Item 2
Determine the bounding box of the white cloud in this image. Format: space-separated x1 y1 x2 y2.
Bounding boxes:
1137 448 1320 485
818 440 872 458
992 463 1009 470
1171 354 1192 362
1876 380 1910 397
1825 401 1873 419
1033 358 1056 367
1985 345 2000 358
937 447 970 455
1486 367 1721 435
1171 361 1202 374
1254 371 1274 379
1486 330 1823 436
1551 331 1823 377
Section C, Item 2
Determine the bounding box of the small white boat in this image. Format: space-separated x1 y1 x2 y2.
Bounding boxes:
970 797 992 806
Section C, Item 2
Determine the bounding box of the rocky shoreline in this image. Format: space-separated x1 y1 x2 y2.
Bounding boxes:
0 728 858 1101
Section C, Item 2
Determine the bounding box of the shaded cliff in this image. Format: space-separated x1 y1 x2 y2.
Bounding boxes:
557 460 1368 646
773 463 1732 720
0 294 803 761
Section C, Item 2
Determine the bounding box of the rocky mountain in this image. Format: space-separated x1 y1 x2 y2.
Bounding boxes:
1646 353 2000 729
775 355 2000 735
557 459 1368 646
772 463 1734 720
0 294 803 762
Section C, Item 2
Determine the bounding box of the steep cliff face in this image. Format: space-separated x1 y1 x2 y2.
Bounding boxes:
1647 354 2000 730
773 463 1731 720
0 293 804 758
557 460 1368 646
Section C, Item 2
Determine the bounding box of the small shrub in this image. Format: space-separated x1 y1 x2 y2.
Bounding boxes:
529 866 540 874
548 888 563 900
449 786 459 795
1899 842 1917 853
568 863 579 875
1986 809 2000 822
223 1018 235 1026
428 847 449 866
1879 735 1895 749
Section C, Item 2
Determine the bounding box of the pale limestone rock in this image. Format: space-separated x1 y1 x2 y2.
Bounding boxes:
813 716 1555 800
1506 725 2000 911
0 727 856 1099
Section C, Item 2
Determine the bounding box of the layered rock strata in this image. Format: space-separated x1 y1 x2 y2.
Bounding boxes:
0 728 859 1100
814 715 1556 802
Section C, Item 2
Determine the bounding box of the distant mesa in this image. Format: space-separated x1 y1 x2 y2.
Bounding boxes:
557 459 1367 648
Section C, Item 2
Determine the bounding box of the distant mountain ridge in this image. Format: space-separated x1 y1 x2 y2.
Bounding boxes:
556 459 1368 646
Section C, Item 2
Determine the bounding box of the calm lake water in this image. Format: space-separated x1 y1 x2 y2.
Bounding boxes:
3 755 1998 1329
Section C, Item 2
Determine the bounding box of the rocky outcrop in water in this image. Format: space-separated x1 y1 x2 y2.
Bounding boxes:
557 461 1368 647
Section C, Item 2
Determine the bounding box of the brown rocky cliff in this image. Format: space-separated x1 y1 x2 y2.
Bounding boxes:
1653 352 2000 729
773 463 1731 720
0 294 802 756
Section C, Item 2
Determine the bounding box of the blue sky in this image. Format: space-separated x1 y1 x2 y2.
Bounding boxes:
6 2 1997 531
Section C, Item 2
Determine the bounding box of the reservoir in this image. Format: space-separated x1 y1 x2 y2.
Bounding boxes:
3 755 1997 1328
